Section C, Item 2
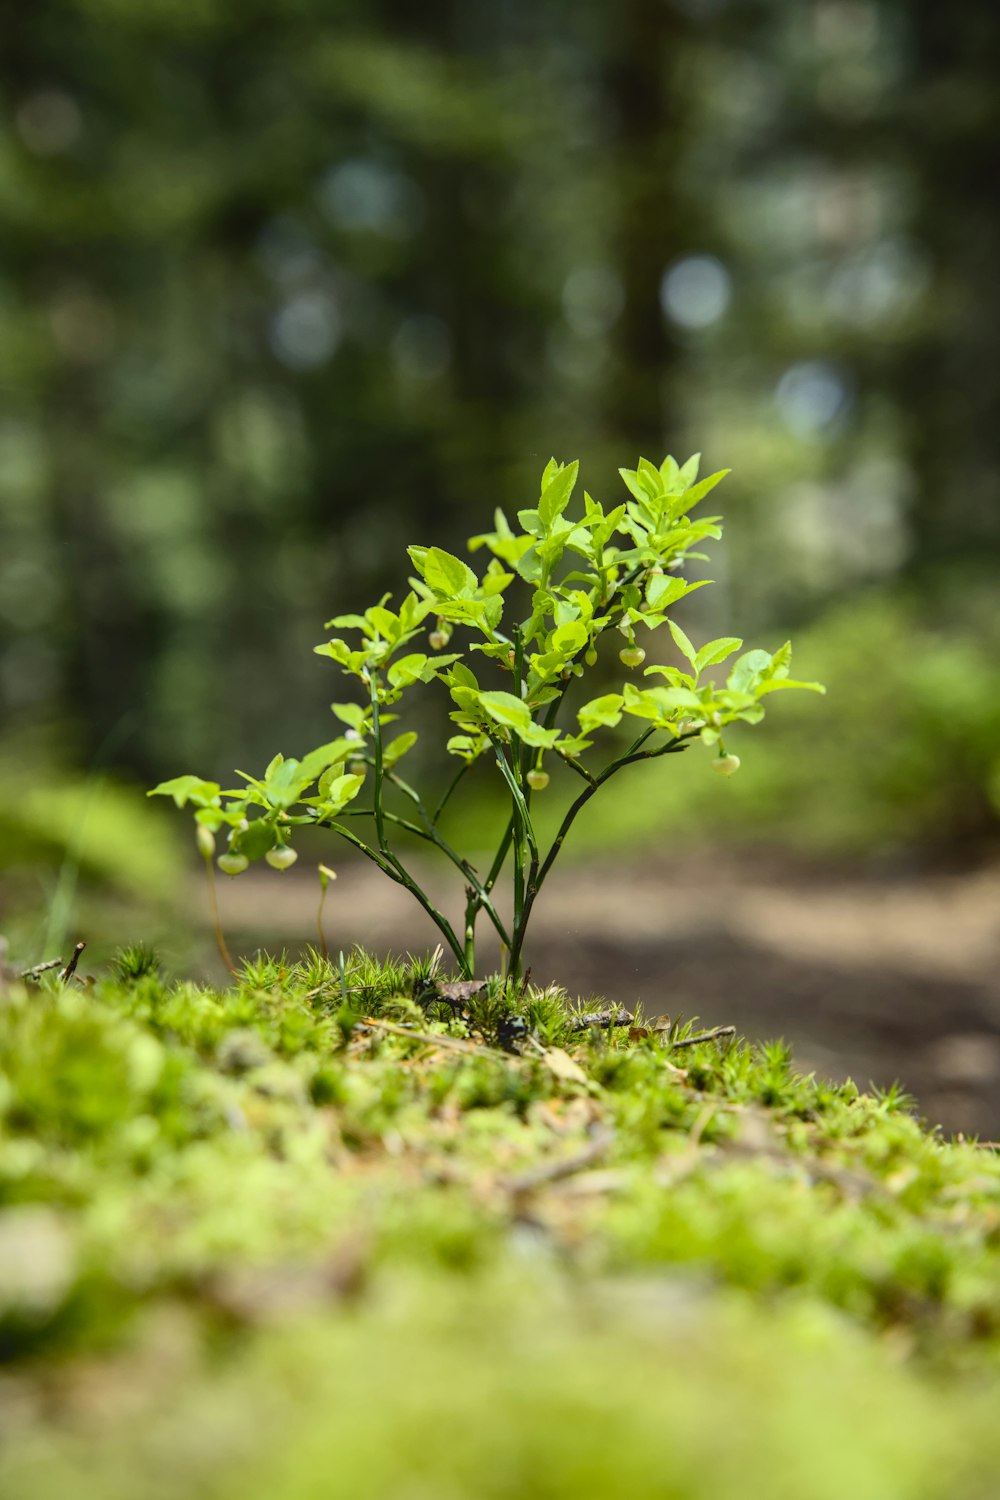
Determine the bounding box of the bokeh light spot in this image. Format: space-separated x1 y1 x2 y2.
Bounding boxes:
660 255 732 329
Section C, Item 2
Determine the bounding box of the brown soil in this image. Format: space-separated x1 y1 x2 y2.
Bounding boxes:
207 849 1000 1138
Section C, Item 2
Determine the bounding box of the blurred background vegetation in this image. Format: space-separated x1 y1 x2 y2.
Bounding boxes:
2 0 999 964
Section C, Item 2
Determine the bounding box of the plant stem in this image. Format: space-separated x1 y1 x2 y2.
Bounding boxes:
329 821 468 973
202 855 236 974
504 729 693 979
377 770 511 951
432 759 471 822
369 675 388 854
484 815 514 895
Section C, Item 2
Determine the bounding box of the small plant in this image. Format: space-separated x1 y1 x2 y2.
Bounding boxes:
150 455 823 979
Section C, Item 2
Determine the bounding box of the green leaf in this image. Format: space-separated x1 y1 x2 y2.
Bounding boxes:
299 739 351 782
695 636 743 672
538 460 579 529
446 734 486 761
645 573 687 611
322 772 366 811
408 546 477 598
234 818 277 861
147 775 220 808
387 653 429 689
659 455 680 488
767 640 792 680
475 691 559 748
642 664 689 687
755 678 826 697
677 453 701 486
383 731 418 766
636 457 664 498
474 690 533 733
514 544 542 584
577 693 624 732
727 649 773 694
265 758 308 809
668 619 697 666
682 469 730 509
447 661 480 690
618 467 647 503
366 605 400 640
324 613 370 632
548 619 588 656
331 703 367 731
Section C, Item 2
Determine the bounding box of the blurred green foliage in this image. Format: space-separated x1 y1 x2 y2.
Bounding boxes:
1 0 999 891
568 585 1000 857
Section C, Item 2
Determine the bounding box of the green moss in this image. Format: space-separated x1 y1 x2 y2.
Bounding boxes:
2 950 1000 1496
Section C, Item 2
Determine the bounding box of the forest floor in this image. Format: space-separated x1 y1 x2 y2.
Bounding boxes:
3 950 1000 1499
211 850 1000 1138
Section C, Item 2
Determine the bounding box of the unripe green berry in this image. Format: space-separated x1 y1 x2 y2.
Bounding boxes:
196 825 216 859
218 852 249 876
619 646 646 668
266 845 298 871
526 769 550 791
711 753 741 777
429 630 449 651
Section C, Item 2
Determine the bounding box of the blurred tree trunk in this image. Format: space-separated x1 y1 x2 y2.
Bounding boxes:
895 1 1000 573
603 0 690 455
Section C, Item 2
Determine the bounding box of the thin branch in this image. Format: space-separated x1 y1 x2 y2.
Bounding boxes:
484 814 514 895
60 942 86 983
357 1015 507 1059
669 1025 736 1050
369 676 388 854
432 759 472 822
489 735 539 867
502 1128 615 1195
20 957 64 981
381 772 511 951
204 857 237 974
329 821 467 970
558 754 597 787
505 729 694 978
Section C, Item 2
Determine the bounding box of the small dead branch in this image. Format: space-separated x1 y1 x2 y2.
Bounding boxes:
568 1005 634 1033
502 1127 615 1196
357 1015 507 1059
19 956 65 982
668 1025 736 1051
59 943 86 984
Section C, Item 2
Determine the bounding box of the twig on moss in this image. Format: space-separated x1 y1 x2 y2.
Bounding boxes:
503 1128 614 1195
60 942 86 983
669 1025 736 1050
20 956 65 981
568 1005 634 1033
357 1015 507 1059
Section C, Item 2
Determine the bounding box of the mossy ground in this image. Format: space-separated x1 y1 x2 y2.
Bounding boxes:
2 946 1000 1498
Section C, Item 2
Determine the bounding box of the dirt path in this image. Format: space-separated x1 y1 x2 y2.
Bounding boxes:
207 851 1000 1137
